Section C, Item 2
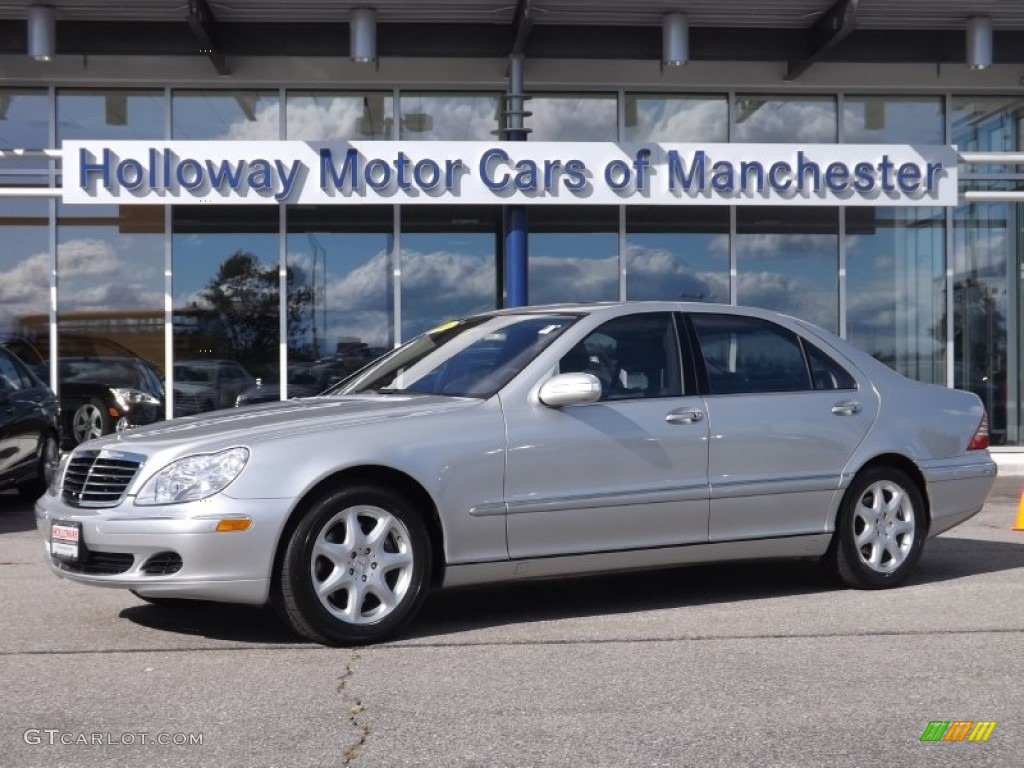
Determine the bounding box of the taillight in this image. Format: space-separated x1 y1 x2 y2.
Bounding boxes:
968 412 990 451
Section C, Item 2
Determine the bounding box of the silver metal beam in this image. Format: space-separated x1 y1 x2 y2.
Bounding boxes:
964 191 1024 202
960 152 1024 164
0 187 61 196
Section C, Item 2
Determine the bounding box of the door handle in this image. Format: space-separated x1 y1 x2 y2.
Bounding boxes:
831 401 861 416
665 409 704 425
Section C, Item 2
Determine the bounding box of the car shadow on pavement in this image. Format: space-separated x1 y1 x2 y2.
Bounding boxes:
911 535 1024 584
405 560 838 640
116 536 1024 645
402 537 1024 641
119 601 309 645
0 494 40 534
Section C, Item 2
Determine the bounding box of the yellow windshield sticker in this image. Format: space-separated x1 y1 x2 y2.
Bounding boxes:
428 320 460 335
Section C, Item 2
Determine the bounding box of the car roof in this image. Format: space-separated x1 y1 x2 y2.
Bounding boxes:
489 300 792 321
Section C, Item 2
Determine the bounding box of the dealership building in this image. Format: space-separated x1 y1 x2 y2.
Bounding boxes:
1 1 1023 447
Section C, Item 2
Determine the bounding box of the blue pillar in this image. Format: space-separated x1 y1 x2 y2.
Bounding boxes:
506 205 528 306
503 55 529 308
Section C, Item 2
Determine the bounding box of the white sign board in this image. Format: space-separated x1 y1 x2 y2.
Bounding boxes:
62 141 958 207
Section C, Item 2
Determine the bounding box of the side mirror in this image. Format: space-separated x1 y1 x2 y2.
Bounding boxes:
537 372 602 407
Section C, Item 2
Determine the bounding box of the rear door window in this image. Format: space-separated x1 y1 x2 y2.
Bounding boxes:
689 313 812 395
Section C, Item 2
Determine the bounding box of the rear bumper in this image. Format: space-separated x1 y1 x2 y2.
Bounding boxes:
920 455 998 537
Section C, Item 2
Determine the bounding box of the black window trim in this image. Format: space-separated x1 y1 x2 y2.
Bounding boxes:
798 337 859 393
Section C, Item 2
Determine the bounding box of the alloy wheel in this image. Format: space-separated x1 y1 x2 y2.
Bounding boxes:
852 480 916 574
72 403 105 443
310 504 415 625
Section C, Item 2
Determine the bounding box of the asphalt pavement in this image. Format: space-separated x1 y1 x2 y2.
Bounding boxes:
1 476 1022 767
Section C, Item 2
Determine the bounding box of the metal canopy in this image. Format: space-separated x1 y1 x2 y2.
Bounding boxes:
0 0 1023 66
0 1 1023 28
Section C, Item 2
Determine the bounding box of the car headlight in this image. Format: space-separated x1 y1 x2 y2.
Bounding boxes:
110 388 161 410
134 447 249 506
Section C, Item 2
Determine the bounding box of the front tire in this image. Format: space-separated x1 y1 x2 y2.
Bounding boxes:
17 432 58 499
278 485 432 646
826 466 926 589
71 399 112 444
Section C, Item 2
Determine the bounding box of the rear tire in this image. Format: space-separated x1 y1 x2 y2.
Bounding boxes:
826 466 926 589
278 485 432 646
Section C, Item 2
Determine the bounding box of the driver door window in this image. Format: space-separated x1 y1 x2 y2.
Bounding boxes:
558 313 682 400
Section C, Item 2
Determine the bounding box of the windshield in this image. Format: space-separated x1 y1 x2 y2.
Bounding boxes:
329 313 578 398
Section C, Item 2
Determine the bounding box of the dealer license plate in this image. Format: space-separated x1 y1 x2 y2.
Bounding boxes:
50 520 81 561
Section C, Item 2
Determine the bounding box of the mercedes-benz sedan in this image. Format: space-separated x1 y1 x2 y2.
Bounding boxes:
35 302 997 645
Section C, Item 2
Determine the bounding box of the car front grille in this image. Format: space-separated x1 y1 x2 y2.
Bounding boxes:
141 551 183 575
61 450 145 508
173 393 202 416
55 551 134 575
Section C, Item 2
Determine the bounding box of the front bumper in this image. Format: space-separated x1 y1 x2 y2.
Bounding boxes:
34 493 292 604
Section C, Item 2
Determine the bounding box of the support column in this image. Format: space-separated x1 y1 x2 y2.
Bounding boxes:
503 54 530 307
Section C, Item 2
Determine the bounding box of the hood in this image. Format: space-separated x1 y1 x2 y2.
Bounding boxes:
92 393 480 456
173 381 217 395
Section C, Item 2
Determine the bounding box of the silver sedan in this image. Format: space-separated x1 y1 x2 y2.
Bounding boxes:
35 302 997 645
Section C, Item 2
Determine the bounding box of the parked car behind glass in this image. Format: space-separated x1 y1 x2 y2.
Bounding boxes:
35 302 996 646
40 356 165 446
173 360 255 415
235 359 368 406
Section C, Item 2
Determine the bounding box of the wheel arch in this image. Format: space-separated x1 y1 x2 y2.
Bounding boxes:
842 453 931 532
269 465 447 600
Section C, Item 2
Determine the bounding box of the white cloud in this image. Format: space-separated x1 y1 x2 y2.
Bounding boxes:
529 97 617 142
735 270 837 331
733 99 836 143
400 96 499 140
625 242 729 302
286 97 371 141
630 99 728 142
222 100 281 141
57 237 163 313
0 249 49 329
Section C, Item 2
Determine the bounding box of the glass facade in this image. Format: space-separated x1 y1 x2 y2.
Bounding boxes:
951 96 1024 445
625 207 730 302
171 207 278 415
1 88 1021 445
736 207 839 333
843 95 947 386
400 206 499 339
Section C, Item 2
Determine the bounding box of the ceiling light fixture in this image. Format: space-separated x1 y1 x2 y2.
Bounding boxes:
662 12 689 67
967 15 993 70
27 5 55 62
350 8 377 63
